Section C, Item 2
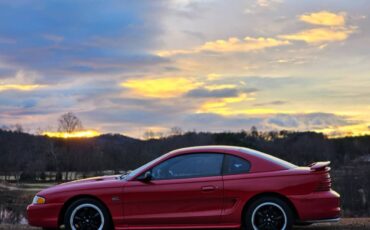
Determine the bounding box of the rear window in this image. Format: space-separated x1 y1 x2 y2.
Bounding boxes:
240 148 297 169
223 155 250 175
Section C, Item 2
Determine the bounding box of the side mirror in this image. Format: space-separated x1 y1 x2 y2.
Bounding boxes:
137 171 152 182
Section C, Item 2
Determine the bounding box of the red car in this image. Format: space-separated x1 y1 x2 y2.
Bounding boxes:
27 146 340 230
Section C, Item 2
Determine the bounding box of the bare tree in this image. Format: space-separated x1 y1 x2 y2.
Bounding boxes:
250 126 259 137
13 124 24 133
169 126 183 136
143 130 156 140
58 112 83 133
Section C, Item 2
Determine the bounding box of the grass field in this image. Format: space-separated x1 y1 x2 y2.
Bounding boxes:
1 218 369 229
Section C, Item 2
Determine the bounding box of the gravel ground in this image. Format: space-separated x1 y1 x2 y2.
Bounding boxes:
1 218 369 229
294 218 370 229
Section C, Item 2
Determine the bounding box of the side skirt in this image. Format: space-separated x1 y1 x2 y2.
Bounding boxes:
115 224 240 230
297 217 340 224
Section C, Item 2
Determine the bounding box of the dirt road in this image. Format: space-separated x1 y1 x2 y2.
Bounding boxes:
1 218 369 229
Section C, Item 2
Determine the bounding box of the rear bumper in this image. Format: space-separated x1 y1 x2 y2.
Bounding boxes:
289 189 340 221
27 203 63 228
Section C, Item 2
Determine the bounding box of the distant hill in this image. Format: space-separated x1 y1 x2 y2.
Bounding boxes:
1 128 369 173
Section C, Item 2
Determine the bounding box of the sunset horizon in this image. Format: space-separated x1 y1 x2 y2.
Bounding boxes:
0 0 369 138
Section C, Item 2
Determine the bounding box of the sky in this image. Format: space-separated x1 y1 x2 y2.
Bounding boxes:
0 0 369 138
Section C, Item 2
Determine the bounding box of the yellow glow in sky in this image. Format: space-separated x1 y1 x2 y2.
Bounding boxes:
300 11 346 26
279 27 354 43
315 123 370 138
198 93 257 115
156 36 290 56
43 130 100 138
121 77 201 98
0 84 42 91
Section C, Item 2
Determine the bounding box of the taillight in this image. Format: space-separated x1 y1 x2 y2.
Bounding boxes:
315 173 332 191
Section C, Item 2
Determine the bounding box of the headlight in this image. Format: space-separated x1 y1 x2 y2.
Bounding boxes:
32 195 46 204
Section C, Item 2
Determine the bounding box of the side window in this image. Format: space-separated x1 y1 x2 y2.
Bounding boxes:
151 153 223 180
223 155 250 175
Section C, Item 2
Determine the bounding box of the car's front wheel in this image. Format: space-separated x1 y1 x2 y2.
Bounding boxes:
64 198 112 230
244 196 293 230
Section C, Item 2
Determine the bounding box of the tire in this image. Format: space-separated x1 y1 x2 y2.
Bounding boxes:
243 196 293 230
63 198 112 230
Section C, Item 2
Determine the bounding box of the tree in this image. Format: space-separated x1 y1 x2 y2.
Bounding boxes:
143 130 156 140
169 126 183 136
14 124 24 133
58 112 83 133
250 126 259 137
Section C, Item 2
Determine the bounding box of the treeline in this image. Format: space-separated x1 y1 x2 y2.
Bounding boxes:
0 128 369 216
0 128 369 179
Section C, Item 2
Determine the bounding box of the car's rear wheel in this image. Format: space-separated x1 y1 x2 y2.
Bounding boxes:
244 196 293 230
64 198 111 230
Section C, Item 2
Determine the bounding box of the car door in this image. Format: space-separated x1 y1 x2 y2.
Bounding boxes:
221 154 252 223
122 153 224 226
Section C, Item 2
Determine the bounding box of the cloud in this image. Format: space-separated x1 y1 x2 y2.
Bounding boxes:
0 70 46 92
186 86 258 98
279 27 354 43
197 93 255 115
0 1 368 138
279 11 355 44
184 113 263 130
266 112 355 129
186 88 239 98
121 77 202 98
299 11 346 26
0 84 43 91
183 112 358 135
254 100 286 106
256 0 282 8
156 37 290 56
0 1 167 75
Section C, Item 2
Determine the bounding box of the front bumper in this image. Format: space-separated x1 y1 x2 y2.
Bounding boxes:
27 203 63 228
289 189 341 221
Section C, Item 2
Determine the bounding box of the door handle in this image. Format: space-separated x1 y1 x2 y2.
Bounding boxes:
201 185 216 192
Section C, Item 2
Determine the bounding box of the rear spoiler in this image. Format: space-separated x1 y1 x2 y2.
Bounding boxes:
308 161 331 171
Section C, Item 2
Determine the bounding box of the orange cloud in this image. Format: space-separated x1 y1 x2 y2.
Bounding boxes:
157 37 290 56
300 11 346 26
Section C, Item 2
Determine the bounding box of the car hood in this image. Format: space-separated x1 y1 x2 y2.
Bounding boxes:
38 175 126 196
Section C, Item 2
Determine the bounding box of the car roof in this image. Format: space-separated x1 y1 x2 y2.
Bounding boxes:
170 145 297 169
127 145 297 180
170 145 243 153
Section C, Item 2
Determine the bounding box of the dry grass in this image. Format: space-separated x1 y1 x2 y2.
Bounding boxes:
1 218 370 230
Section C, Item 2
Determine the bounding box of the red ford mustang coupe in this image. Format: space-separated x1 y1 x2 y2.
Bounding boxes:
27 146 340 230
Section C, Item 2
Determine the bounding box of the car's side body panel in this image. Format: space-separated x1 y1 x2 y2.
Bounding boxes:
122 176 224 225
